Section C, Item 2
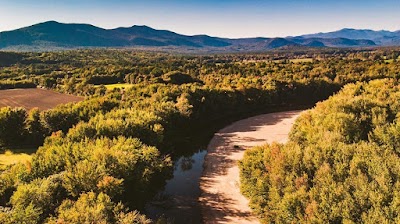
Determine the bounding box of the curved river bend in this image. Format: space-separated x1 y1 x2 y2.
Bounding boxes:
146 110 303 224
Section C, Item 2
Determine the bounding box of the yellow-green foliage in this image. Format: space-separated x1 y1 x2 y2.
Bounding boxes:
47 192 150 224
240 79 400 223
0 107 26 146
0 150 32 169
0 136 170 223
1 49 400 222
102 83 134 90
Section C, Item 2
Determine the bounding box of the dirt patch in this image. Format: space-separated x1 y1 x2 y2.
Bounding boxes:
199 110 303 224
0 88 83 111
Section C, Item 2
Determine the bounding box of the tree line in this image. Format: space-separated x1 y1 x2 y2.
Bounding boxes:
0 48 400 223
240 79 400 223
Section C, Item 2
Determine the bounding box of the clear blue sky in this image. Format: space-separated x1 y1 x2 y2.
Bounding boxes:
0 0 399 38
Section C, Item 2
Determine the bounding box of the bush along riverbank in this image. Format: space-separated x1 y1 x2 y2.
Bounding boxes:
240 79 400 223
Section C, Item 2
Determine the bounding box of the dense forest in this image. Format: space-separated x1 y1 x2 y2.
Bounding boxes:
0 48 399 223
240 79 400 223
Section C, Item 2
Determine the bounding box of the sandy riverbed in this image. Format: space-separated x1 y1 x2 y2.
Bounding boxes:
199 110 303 224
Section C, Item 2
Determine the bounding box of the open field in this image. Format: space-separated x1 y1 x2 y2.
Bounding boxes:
290 58 313 63
242 58 314 64
0 148 35 169
272 58 313 63
0 88 83 111
384 59 396 63
103 83 134 90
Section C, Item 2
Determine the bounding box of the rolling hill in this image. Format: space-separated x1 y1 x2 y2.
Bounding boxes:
0 21 391 51
299 28 400 46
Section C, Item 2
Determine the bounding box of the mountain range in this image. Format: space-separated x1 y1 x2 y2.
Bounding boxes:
0 21 399 51
300 28 400 46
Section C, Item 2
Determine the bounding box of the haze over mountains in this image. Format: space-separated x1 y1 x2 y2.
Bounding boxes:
0 21 399 52
300 28 400 46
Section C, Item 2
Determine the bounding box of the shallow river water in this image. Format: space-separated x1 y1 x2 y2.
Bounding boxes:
146 149 207 223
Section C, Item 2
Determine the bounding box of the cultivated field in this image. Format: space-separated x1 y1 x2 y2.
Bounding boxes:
0 88 83 111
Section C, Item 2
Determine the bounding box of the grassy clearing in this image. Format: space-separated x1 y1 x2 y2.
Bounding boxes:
384 59 395 63
272 58 313 63
0 148 36 169
103 83 134 90
242 58 314 64
290 58 313 63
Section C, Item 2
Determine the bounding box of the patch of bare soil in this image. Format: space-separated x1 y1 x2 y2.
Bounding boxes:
0 88 83 111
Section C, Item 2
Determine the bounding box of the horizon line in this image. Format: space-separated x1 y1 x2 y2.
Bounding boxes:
1 20 400 39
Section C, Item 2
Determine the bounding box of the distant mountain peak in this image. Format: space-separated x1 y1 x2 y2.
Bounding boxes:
27 20 62 28
299 28 399 46
132 25 152 29
40 20 60 25
340 28 359 31
0 21 391 51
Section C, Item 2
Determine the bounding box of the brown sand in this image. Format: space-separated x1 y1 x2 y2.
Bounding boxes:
199 110 303 224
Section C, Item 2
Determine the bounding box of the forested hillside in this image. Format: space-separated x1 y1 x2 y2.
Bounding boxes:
0 21 379 51
0 49 399 223
240 79 400 223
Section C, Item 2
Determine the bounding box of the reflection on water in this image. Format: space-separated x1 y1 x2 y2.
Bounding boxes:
146 149 207 224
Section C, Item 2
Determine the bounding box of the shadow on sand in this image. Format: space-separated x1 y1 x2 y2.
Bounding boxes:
199 110 303 223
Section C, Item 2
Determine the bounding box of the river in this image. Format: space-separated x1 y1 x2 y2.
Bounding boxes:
145 110 304 223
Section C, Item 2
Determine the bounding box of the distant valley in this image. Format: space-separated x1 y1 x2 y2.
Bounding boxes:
0 21 399 51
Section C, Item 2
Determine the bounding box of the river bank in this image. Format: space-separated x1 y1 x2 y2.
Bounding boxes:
199 110 303 223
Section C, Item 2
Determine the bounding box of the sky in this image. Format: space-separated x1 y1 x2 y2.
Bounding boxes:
0 0 399 38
